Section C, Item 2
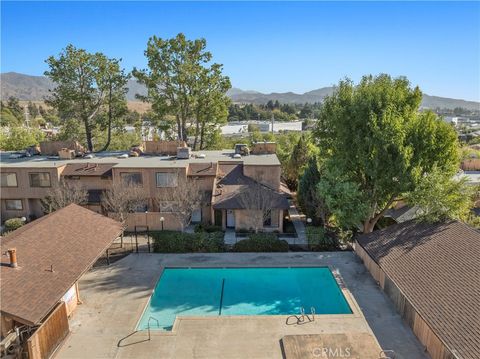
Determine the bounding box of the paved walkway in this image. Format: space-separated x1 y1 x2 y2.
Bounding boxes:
223 228 237 245
287 200 307 245
57 252 428 359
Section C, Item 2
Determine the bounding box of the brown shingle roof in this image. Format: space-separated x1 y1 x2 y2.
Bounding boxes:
61 163 114 177
0 204 123 325
356 221 480 359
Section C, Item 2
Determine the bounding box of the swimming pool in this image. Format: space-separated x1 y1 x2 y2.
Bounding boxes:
137 267 352 331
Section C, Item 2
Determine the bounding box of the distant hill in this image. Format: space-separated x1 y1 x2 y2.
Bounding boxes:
2 72 479 111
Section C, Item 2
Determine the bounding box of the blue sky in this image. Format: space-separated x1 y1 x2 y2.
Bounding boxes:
1 1 479 100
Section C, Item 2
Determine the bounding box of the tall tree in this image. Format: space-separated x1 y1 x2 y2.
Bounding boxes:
297 156 329 226
194 64 231 150
133 33 230 142
314 74 459 233
45 45 128 151
97 59 130 151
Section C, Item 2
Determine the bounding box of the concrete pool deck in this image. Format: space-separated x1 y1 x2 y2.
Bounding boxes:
56 252 428 359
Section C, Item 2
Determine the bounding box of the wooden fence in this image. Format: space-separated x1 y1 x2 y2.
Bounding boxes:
461 158 480 170
354 241 455 359
143 140 186 155
27 302 69 359
354 241 385 288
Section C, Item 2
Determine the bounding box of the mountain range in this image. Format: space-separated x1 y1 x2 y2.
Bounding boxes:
1 72 479 111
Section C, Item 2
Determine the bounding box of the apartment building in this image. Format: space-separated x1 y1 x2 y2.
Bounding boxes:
0 142 289 232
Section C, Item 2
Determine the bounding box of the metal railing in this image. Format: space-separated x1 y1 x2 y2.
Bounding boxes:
147 316 160 341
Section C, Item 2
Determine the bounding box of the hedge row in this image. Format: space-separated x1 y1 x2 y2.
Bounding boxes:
305 226 339 251
233 233 289 252
151 231 225 253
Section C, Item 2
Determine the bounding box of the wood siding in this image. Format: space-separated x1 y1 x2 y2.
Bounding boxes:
27 302 69 359
354 240 456 359
354 242 385 288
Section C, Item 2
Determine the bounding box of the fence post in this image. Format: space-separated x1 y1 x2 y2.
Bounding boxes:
147 226 151 253
134 226 139 253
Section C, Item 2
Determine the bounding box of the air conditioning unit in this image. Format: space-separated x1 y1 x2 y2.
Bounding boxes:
177 147 191 159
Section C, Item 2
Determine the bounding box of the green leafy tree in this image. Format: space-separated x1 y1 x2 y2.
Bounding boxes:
406 166 474 222
193 64 231 150
0 126 45 151
134 33 222 141
283 134 310 190
97 59 130 151
314 74 459 233
297 156 329 226
45 44 128 151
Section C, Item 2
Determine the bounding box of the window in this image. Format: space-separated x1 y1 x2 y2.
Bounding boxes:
156 172 178 187
263 209 272 227
5 199 23 210
29 172 51 187
120 172 143 186
1 173 18 187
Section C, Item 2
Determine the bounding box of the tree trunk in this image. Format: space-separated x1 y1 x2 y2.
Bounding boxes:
193 111 200 150
363 218 377 234
98 85 113 152
199 121 206 150
84 117 94 152
176 115 182 140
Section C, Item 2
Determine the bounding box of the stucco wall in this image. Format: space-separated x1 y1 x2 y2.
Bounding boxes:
243 165 281 190
234 209 283 232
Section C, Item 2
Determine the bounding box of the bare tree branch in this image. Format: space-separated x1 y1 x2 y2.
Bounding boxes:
42 180 88 213
154 176 204 229
237 183 277 233
101 182 149 223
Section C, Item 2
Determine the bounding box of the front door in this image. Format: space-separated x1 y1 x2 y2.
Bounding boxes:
226 210 235 228
191 208 202 223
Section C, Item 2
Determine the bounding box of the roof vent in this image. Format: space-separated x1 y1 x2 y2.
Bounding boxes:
7 248 18 268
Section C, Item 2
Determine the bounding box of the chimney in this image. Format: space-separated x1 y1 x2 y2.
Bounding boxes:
7 248 18 268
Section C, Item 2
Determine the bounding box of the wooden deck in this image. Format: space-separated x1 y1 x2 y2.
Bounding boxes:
281 333 383 359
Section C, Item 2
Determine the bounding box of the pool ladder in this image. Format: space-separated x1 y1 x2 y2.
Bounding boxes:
286 307 316 325
378 350 396 359
147 317 160 341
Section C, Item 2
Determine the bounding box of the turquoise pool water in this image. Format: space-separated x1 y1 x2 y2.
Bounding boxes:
137 267 352 331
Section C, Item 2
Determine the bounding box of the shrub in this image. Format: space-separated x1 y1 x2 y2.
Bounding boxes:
194 223 224 233
233 233 289 252
151 231 225 253
4 218 24 232
306 226 339 251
